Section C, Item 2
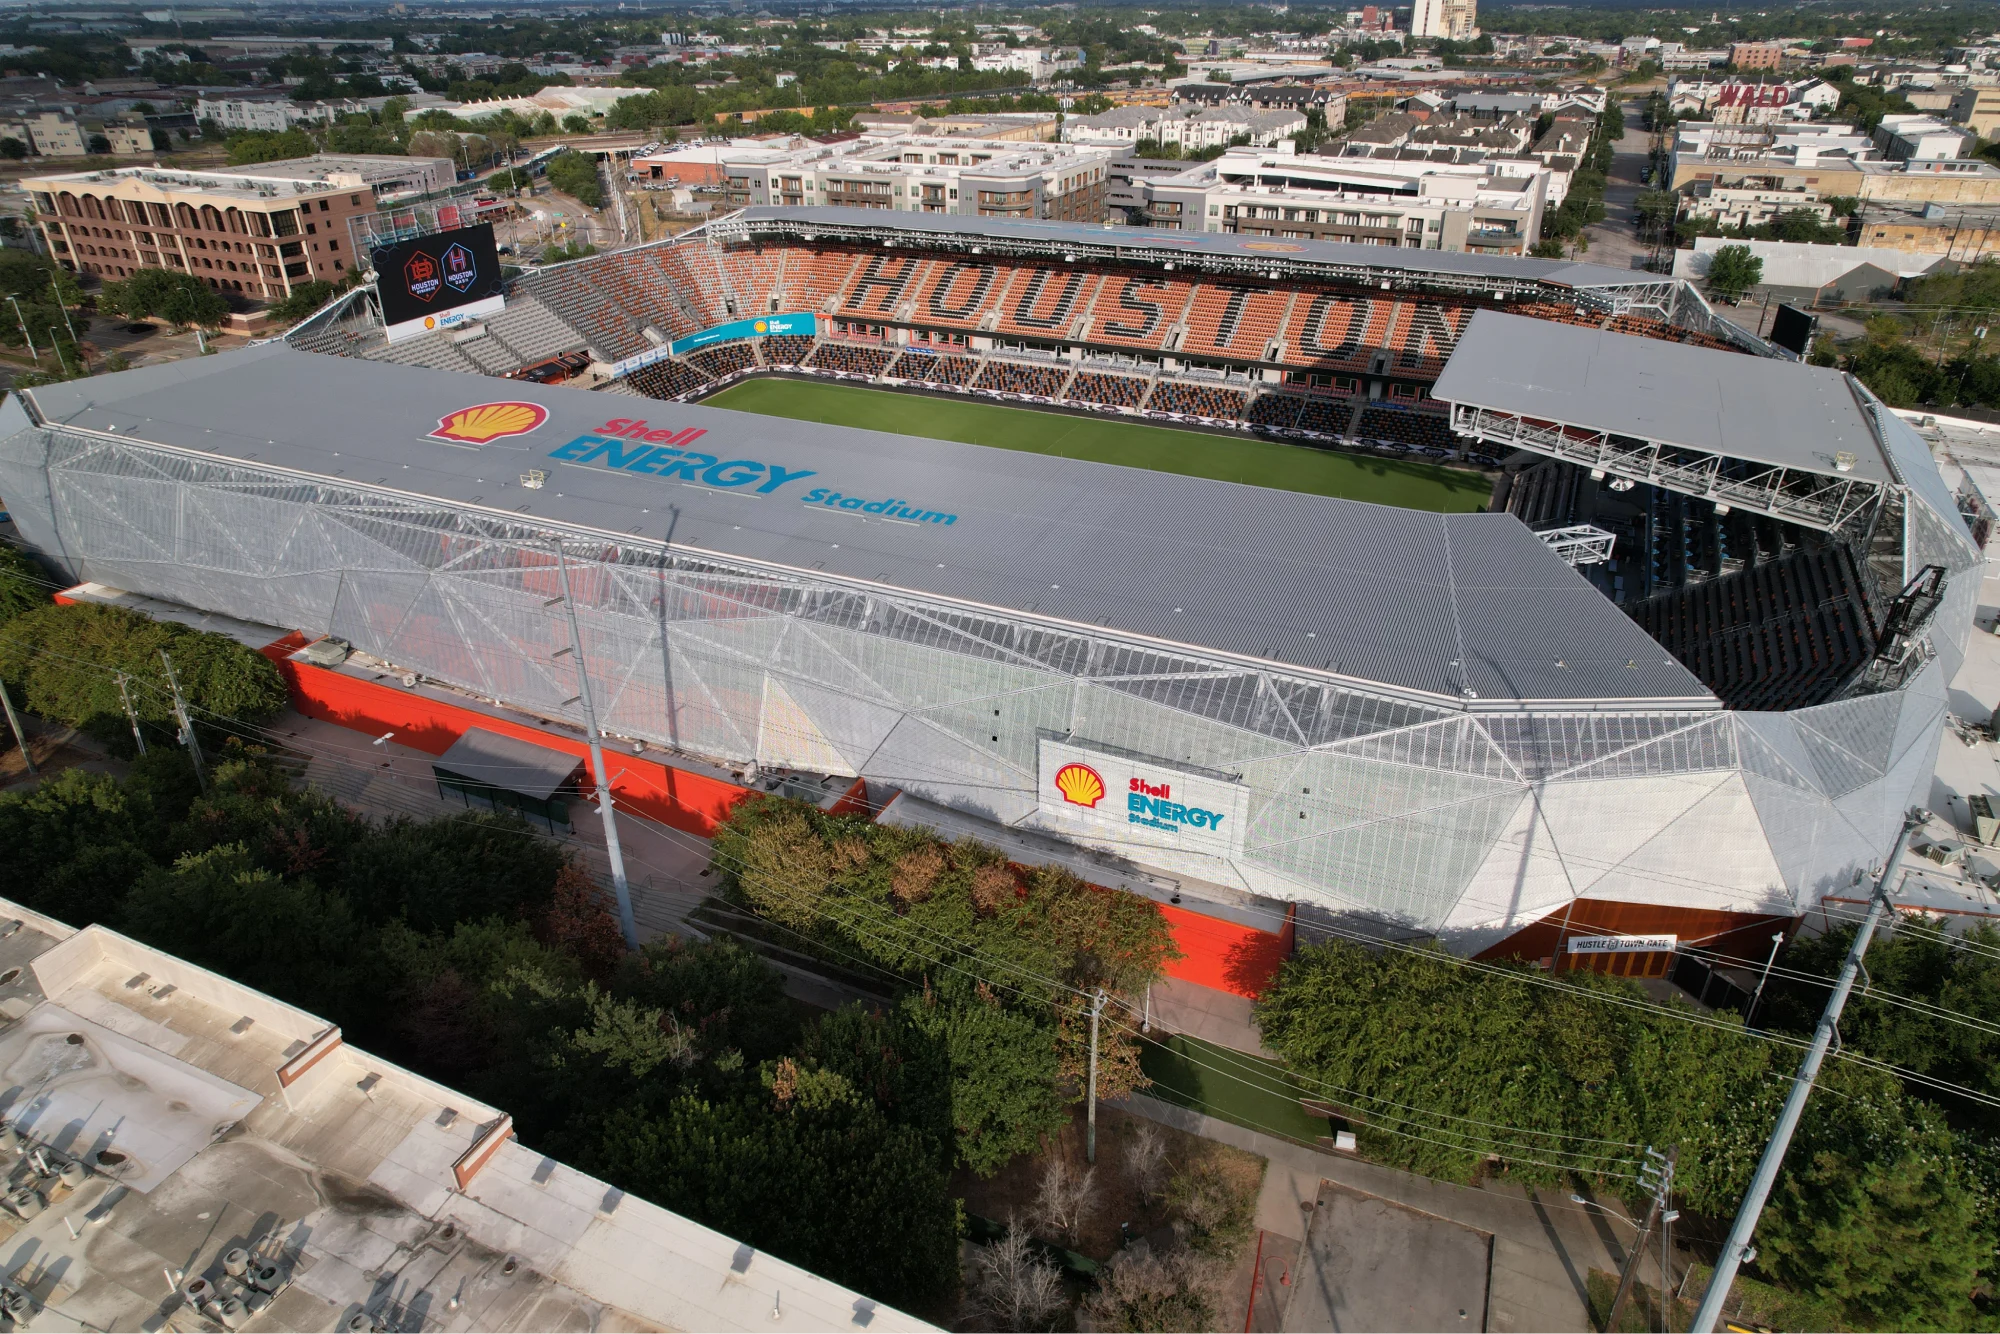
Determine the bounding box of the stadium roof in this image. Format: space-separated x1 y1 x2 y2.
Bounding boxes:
18 345 1713 708
714 205 1665 292
1432 310 1895 485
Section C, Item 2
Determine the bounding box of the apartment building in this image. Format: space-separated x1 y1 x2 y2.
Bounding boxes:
195 94 339 133
1683 182 1831 228
1410 0 1478 41
1136 146 1549 255
719 136 1117 221
1062 104 1305 151
25 156 449 299
1729 42 1787 70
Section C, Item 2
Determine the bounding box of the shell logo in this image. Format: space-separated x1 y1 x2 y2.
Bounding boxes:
430 400 550 444
753 319 768 334
1053 762 1107 809
424 316 437 330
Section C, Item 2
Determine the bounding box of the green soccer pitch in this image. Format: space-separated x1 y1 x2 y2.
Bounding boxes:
703 378 1490 513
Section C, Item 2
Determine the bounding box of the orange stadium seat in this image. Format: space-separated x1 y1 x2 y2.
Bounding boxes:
993 266 1102 339
910 258 1010 329
1280 294 1393 371
1085 275 1195 351
1180 283 1291 360
1385 304 1473 376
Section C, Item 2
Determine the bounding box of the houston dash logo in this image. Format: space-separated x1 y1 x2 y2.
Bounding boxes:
1053 763 1107 809
430 401 549 444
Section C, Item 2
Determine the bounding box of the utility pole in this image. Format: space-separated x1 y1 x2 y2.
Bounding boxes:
158 649 205 792
1689 810 1922 1334
1606 1145 1677 1333
0 677 35 777
116 673 146 755
1086 988 1106 1165
551 539 639 950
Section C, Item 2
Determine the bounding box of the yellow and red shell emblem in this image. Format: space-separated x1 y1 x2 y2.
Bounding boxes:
430 400 549 444
1053 762 1107 809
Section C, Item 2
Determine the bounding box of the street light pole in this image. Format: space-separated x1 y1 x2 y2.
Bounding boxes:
48 329 70 378
6 297 36 362
551 538 640 950
1746 931 1786 1026
49 271 78 347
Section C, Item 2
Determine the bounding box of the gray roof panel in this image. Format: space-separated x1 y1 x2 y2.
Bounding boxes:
722 204 1651 291
1433 309 1893 484
19 344 1712 707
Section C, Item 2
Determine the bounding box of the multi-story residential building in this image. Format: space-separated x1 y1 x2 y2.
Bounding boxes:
1135 145 1549 254
103 123 155 156
1682 182 1831 228
718 136 1116 221
196 94 339 133
1062 104 1304 151
23 111 86 157
26 155 452 299
1729 42 1787 70
1410 0 1477 41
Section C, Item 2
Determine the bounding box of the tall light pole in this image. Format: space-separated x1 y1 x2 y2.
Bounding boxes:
6 297 36 362
1745 931 1786 1026
49 270 78 348
1690 812 1922 1333
551 538 639 950
48 329 70 378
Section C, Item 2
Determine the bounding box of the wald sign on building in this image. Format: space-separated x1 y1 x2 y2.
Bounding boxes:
373 223 507 343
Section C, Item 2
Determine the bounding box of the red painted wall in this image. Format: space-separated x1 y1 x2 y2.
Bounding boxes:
1157 900 1294 999
267 647 752 836
1476 897 1797 977
269 636 1294 995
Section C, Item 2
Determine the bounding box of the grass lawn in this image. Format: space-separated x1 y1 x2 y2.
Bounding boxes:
705 377 1489 512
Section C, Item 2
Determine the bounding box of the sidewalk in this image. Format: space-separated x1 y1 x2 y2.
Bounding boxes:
1113 1092 1657 1333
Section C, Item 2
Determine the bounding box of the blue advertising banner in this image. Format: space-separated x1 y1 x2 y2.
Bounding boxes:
671 311 817 356
606 312 819 378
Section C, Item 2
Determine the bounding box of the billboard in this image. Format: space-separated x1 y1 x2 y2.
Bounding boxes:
1036 737 1249 861
1769 303 1816 359
373 223 506 343
605 312 820 378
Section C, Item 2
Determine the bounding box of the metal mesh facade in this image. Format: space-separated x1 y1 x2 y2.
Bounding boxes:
0 413 1976 943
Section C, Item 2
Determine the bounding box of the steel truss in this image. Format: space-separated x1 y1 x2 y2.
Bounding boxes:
1449 404 1884 532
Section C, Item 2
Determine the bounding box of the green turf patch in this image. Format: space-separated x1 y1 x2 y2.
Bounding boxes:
1138 1031 1331 1147
705 377 1489 512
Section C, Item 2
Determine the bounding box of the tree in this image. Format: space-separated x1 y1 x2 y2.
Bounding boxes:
0 138 24 161
226 129 315 165
1704 243 1762 302
1030 1157 1097 1248
86 133 111 155
0 601 288 753
267 280 341 324
964 1224 1065 1331
544 148 603 207
0 544 49 626
562 113 594 135
101 267 229 330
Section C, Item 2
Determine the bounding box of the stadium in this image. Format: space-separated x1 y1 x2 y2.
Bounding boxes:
0 204 1979 975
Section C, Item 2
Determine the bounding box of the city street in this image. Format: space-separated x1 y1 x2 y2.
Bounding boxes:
1582 98 1656 272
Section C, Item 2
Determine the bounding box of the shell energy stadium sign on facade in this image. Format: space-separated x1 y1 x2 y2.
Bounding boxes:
1037 738 1249 861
